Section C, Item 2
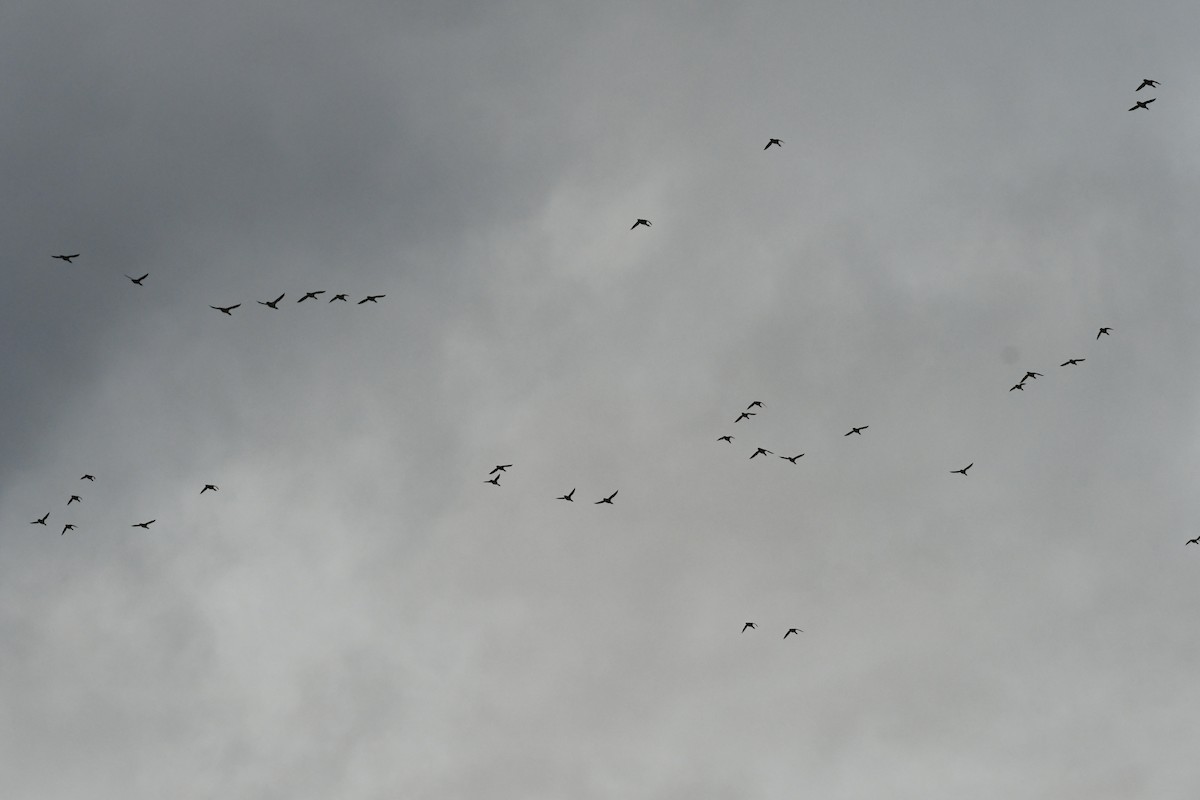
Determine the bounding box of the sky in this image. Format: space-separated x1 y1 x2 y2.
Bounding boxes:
4 1 1200 797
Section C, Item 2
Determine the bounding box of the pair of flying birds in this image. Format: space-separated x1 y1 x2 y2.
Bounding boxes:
741 623 803 638
1130 78 1159 111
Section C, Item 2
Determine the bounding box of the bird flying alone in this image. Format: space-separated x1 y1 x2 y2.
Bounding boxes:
258 293 285 309
630 219 651 229
844 426 868 436
557 489 575 502
742 622 757 633
81 474 95 481
764 139 784 150
200 484 218 494
211 304 240 315
717 435 733 443
31 513 49 526
132 520 155 529
595 491 618 505
1061 358 1085 366
783 628 803 638
52 254 80 263
1097 327 1112 339
1187 536 1200 546
358 295 385 304
1129 98 1156 111
951 463 973 475
125 273 148 285
1136 78 1160 91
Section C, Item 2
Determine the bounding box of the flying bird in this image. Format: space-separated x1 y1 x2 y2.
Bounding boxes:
747 401 765 409
764 139 784 150
485 475 501 486
211 304 240 315
1129 98 1156 111
61 524 76 535
717 435 734 443
735 412 756 423
358 295 385 304
52 254 80 263
1022 371 1043 381
630 219 651 229
1136 78 1160 91
258 293 285 309
67 495 81 505
783 628 803 638
31 513 48 526
489 465 512 475
329 294 348 302
298 291 325 303
1009 382 1025 392
780 454 805 463
844 426 868 436
200 484 218 494
1097 327 1112 339
1061 358 1085 366
951 463 973 475
595 490 618 505
80 474 95 481
742 622 757 633
125 273 148 285
131 520 155 529
557 489 575 502
1187 536 1200 546
750 448 774 459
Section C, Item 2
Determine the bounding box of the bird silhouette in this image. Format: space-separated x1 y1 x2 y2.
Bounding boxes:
132 520 155 529
1009 382 1025 392
31 513 48 525
780 454 805 463
1187 536 1200 546
595 490 618 505
735 412 756 423
1023 372 1043 381
844 426 868 436
52 254 80 263
764 139 784 150
258 293 285 309
951 463 973 475
67 495 81 505
298 291 325 303
1097 327 1112 339
747 401 765 409
1136 79 1160 91
717 435 734 443
80 474 95 481
485 475 501 486
1129 98 1156 111
125 273 148 285
358 294 386 304
329 294 348 302
630 219 651 229
200 484 218 494
61 524 76 535
211 304 240 315
783 628 803 638
742 622 757 632
489 465 512 475
1061 358 1085 366
750 448 774 459
557 489 575 502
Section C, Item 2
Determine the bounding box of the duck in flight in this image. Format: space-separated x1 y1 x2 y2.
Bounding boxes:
298 291 325 303
1136 78 1160 91
211 304 241 315
358 294 386 304
783 628 803 638
951 463 973 475
258 293 285 309
631 219 651 229
81 474 95 481
764 139 784 150
61 524 76 535
1009 382 1025 392
31 513 49 526
750 448 774 459
557 489 575 502
1129 98 1156 111
735 412 756 423
742 622 757 633
125 273 148 285
200 484 218 494
1097 327 1112 339
844 426 868 436
485 475 501 486
595 490 618 505
717 435 733 443
1023 371 1043 382
67 495 81 505
52 254 80 263
132 520 155 529
780 453 805 463
489 464 512 475
747 401 765 409
1061 358 1085 366
1187 536 1200 546
329 294 348 302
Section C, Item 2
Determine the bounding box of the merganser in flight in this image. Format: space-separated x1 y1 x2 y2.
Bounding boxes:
557 489 575 501
742 622 757 632
298 291 325 303
844 426 868 436
951 463 973 475
764 139 784 150
52 254 80 263
1061 358 1085 366
1136 79 1160 91
31 513 49 526
201 484 218 494
125 273 148 285
630 219 651 229
211 304 241 315
1129 98 1156 111
258 293 285 309
783 628 803 638
595 490 618 505
132 520 155 529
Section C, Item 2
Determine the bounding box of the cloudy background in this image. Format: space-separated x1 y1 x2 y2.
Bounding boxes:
4 1 1200 797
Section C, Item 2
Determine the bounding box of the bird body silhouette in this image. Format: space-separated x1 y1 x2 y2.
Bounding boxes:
125 273 148 285
81 474 95 481
735 412 756 423
67 495 81 505
330 294 348 302
485 475 501 486
750 448 773 459
1023 372 1043 381
951 463 973 475
717 435 734 443
31 513 49 525
61 524 76 535
201 484 218 494
298 291 325 303
595 490 618 505
1061 358 1085 366
783 628 803 638
132 520 155 529
1129 98 1156 111
52 254 80 263
211 304 240 315
1097 327 1112 339
630 219 651 229
742 622 757 632
1187 536 1200 546
764 139 784 150
1010 382 1025 392
781 454 805 463
844 426 868 436
1136 79 1160 91
258 293 285 309
358 294 385 304
489 464 512 475
557 489 575 501
747 401 764 409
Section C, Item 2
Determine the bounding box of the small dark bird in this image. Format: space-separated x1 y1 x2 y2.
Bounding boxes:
557 489 575 502
52 254 80 263
132 520 155 529
298 291 325 303
1061 358 1085 366
81 474 95 481
125 273 148 285
67 495 81 505
61 524 76 535
258 293 285 309
747 401 765 409
211 304 241 315
485 475 501 486
781 454 805 463
764 139 784 150
358 295 385 304
783 628 803 638
1187 536 1200 546
1136 79 1160 91
490 465 512 475
631 219 651 229
1129 98 1156 111
1023 372 1043 381
1097 327 1112 339
735 412 756 423
844 426 868 436
750 448 774 459
951 463 973 475
200 484 218 494
31 513 49 526
1009 382 1025 392
717 435 734 443
329 294 348 302
742 622 757 633
595 490 618 505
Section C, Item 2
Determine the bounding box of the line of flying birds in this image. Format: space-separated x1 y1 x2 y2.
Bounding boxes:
28 478 219 535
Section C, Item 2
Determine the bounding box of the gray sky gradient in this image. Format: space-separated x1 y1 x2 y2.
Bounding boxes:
6 1 1200 798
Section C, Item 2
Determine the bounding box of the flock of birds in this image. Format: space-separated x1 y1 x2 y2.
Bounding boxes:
29 478 219 535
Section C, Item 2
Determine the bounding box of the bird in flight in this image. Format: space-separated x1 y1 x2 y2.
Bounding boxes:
951 463 973 475
742 622 757 633
67 495 81 505
844 426 868 436
31 513 49 526
298 291 325 303
764 139 784 150
595 490 618 505
81 474 95 481
750 448 774 459
485 475 501 486
1187 536 1200 546
329 294 348 302
1097 327 1112 339
747 401 765 409
1022 371 1043 382
258 293 285 309
630 219 651 229
52 254 80 263
211 304 240 315
1061 358 1085 366
717 435 734 443
131 520 155 529
125 273 148 285
735 412 756 423
200 484 218 494
557 489 575 502
1129 98 1156 111
783 628 803 638
1136 78 1160 91
358 295 385 304
1009 382 1025 392
780 453 805 463
61 524 76 535
490 465 512 475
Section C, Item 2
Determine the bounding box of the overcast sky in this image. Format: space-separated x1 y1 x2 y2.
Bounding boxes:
6 1 1200 797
